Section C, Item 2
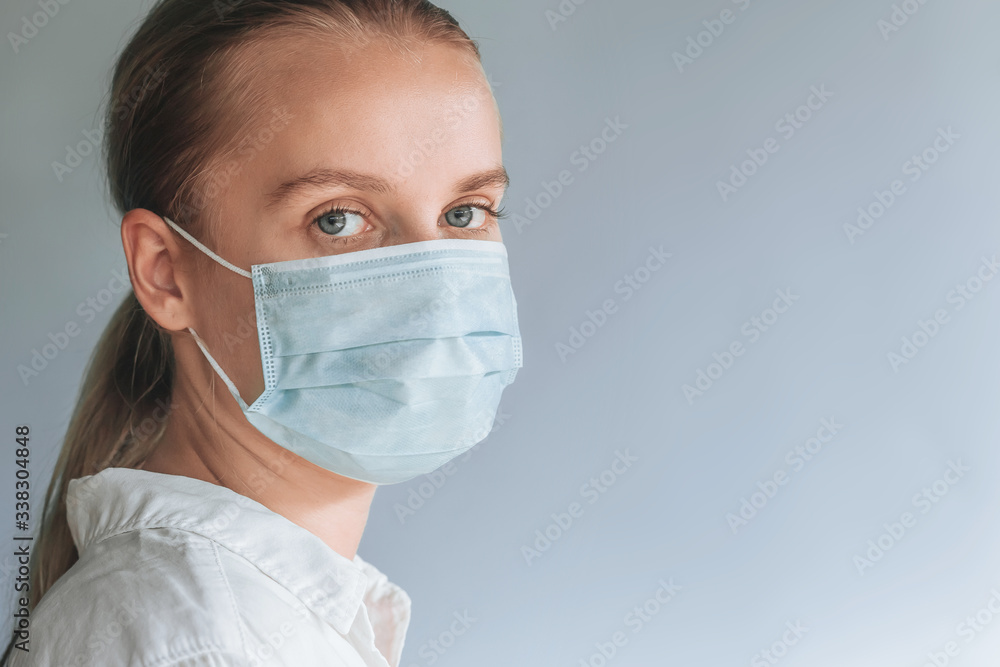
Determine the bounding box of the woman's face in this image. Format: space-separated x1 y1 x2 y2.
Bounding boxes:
182 37 505 403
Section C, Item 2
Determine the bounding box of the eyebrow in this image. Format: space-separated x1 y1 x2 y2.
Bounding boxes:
264 165 510 209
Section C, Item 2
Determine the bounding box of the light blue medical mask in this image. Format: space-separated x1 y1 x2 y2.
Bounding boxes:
162 217 523 484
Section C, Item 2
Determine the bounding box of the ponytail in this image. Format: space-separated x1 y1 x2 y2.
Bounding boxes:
2 291 173 660
31 292 174 606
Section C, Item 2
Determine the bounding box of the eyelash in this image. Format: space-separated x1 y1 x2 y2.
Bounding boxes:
311 202 507 243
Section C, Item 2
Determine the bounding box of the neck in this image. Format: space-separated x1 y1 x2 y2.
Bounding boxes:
137 366 377 562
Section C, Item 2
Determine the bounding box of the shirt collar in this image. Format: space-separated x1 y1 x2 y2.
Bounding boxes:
66 467 369 635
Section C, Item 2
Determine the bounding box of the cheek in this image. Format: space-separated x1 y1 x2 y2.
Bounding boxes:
203 282 265 399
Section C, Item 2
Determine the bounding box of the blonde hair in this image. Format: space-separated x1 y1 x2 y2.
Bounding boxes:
3 0 480 659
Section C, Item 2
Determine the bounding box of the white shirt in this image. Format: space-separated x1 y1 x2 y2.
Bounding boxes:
9 467 411 667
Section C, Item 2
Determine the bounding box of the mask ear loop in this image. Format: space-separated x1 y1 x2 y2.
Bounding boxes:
161 216 253 410
162 216 252 279
187 327 252 411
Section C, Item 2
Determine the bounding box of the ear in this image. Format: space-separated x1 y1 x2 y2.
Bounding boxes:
121 209 198 332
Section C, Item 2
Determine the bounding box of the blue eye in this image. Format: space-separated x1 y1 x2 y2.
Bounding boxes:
315 207 366 236
445 205 487 229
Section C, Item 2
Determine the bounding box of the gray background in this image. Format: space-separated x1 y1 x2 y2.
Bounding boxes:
3 0 1000 665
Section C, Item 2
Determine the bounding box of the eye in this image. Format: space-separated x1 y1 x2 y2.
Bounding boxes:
444 205 488 229
314 207 367 236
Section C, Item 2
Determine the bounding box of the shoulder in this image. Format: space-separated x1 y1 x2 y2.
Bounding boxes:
16 526 372 667
17 526 251 666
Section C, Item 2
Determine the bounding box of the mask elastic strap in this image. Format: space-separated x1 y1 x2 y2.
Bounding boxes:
163 216 253 279
188 327 252 411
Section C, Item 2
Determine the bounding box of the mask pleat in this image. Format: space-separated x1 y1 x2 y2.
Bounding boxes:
249 372 509 458
269 334 518 389
257 268 517 357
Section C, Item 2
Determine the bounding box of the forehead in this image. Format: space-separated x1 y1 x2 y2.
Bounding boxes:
229 35 500 179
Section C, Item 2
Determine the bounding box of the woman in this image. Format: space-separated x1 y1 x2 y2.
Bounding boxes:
2 1 522 664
